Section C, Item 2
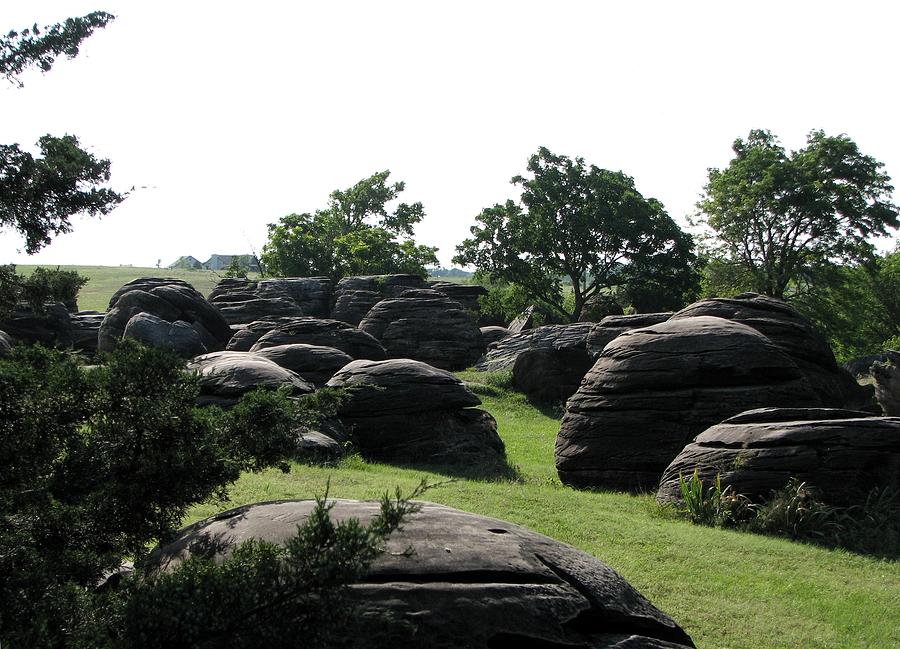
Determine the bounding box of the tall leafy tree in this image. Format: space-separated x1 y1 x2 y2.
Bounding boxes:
261 171 438 280
1 134 124 253
1 12 123 254
454 147 698 321
696 129 899 299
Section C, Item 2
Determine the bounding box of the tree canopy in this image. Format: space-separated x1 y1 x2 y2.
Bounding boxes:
696 129 899 299
453 147 698 321
261 171 438 280
1 11 114 86
1 134 125 253
1 12 123 254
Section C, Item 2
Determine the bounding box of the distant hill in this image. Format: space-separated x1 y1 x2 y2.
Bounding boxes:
169 254 261 273
428 267 473 279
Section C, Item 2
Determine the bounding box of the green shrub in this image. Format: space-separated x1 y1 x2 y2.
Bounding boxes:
677 470 753 527
0 340 413 647
0 265 88 317
673 473 900 557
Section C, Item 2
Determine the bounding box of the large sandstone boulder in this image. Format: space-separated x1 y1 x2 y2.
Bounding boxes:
331 275 428 325
475 322 594 372
100 278 231 354
873 350 900 415
426 280 488 314
124 313 207 357
253 343 353 387
246 317 387 360
187 350 314 406
330 289 382 326
657 408 900 507
359 289 482 371
143 500 695 649
326 359 504 464
671 293 867 409
259 277 332 317
556 316 822 491
586 313 673 358
208 277 304 325
507 305 535 334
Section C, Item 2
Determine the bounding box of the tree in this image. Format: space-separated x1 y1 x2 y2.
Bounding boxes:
1 12 123 253
696 129 899 299
261 171 438 281
1 11 114 86
453 147 699 321
1 134 125 253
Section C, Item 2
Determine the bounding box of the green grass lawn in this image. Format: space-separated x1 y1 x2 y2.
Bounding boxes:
187 374 900 649
13 265 250 312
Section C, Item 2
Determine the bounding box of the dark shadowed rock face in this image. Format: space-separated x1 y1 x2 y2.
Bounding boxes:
208 277 333 324
70 312 104 354
143 500 695 649
657 408 900 507
513 347 596 403
330 289 383 326
252 343 353 387
475 323 594 372
556 316 822 492
326 359 504 464
426 280 488 314
0 303 74 348
671 293 868 409
99 278 231 355
186 350 314 406
479 325 511 349
358 291 482 371
873 350 900 416
0 329 12 356
586 313 673 358
247 317 387 360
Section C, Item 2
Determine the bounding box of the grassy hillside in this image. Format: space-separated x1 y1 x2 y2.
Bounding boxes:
13 265 249 312
187 374 900 649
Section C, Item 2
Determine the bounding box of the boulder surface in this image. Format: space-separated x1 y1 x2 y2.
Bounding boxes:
671 293 868 409
556 316 822 491
359 290 482 370
143 500 695 649
326 359 504 464
657 407 900 507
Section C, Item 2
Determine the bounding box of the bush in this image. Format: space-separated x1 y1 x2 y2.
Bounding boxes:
672 473 900 557
0 265 88 318
0 340 415 647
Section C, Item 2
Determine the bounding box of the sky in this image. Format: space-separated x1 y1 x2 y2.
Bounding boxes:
2 1 899 268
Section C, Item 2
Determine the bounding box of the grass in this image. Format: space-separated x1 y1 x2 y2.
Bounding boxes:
186 374 900 649
13 265 257 312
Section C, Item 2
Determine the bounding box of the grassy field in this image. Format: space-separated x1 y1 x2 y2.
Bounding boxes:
186 374 900 649
13 265 243 312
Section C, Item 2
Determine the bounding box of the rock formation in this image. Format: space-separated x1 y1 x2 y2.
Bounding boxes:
359 289 482 370
143 500 695 649
556 316 822 491
671 293 868 409
657 407 900 507
326 358 504 464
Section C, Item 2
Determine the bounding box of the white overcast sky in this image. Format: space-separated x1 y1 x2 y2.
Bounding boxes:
2 1 898 268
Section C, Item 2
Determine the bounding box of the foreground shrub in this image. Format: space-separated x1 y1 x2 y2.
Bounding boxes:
0 340 413 647
673 473 900 558
0 264 88 317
